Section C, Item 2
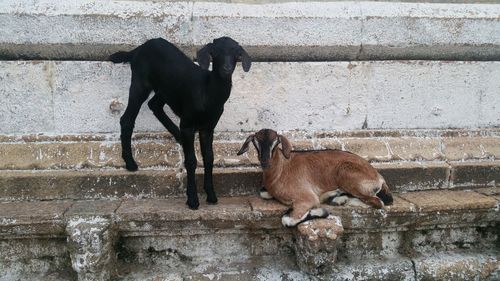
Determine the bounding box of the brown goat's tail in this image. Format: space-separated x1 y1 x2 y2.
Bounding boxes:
109 50 134 63
377 181 394 206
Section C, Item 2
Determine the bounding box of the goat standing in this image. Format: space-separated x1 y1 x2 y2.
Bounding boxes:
110 37 251 209
237 129 393 227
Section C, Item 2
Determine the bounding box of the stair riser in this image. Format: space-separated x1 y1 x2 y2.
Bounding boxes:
1 225 497 281
116 224 498 264
0 238 74 281
2 132 499 170
2 162 499 201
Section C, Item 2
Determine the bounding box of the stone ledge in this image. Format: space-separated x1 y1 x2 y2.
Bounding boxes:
0 190 498 280
1 189 497 238
1 130 499 170
0 200 72 237
1 161 499 201
1 1 499 61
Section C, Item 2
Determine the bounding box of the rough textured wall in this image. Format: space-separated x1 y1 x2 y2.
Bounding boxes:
1 61 499 135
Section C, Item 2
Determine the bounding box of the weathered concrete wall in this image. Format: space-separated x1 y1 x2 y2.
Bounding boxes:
4 190 498 280
1 0 499 60
1 61 499 135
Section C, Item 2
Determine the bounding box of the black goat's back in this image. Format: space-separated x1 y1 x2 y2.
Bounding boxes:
130 38 206 98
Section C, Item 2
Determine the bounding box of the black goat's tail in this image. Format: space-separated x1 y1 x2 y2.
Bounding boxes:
109 51 134 63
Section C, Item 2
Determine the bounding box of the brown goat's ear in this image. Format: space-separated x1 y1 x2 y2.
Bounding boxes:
197 43 213 70
237 134 254 155
240 48 251 72
279 135 292 159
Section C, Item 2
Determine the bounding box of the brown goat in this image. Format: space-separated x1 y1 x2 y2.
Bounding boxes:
237 129 393 227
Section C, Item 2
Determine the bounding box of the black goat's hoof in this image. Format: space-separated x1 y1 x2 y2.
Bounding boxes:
125 162 138 172
186 200 200 210
207 197 218 205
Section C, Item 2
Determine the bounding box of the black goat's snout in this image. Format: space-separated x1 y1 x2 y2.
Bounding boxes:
221 64 234 75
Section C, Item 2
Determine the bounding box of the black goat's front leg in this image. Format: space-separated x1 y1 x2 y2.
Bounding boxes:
199 129 217 204
147 94 182 143
181 127 199 210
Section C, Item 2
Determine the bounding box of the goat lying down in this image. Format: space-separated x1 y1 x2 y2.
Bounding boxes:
237 129 393 227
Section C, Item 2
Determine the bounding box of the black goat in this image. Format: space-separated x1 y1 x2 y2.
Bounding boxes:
109 37 251 209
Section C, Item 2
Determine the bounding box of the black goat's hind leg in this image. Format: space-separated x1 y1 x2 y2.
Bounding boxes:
200 129 217 204
181 127 199 210
120 75 150 171
148 94 182 143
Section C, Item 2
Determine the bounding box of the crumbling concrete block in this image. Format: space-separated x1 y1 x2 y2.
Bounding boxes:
293 215 344 275
66 216 116 281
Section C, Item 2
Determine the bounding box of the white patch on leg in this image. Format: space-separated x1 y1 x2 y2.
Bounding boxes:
281 211 309 227
345 198 370 208
259 190 273 200
309 208 328 217
331 195 349 206
319 190 343 203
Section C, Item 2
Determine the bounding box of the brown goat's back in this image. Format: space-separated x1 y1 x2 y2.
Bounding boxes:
288 150 380 193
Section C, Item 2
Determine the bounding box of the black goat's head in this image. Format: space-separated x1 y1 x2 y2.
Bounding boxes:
197 37 251 78
237 129 291 169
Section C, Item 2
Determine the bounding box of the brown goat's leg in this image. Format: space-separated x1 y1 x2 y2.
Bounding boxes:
200 129 217 204
281 193 327 227
259 186 273 200
282 205 329 227
377 181 394 205
358 195 384 209
282 205 311 227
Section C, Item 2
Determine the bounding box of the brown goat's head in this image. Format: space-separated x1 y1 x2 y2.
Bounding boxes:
197 37 251 79
237 129 291 169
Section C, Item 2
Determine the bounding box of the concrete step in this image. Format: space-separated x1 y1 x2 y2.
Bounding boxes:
1 129 499 201
1 0 499 61
2 61 500 134
1 161 499 202
2 130 499 170
0 189 498 280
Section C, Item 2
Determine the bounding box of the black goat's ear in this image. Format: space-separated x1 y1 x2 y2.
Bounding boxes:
237 134 254 155
278 135 292 159
240 48 251 72
197 43 213 70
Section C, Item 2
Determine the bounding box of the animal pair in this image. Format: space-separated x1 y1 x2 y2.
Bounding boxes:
237 129 393 227
110 37 251 210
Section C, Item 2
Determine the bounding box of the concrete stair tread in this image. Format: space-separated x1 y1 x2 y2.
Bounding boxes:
1 160 499 201
1 191 498 280
1 188 498 238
